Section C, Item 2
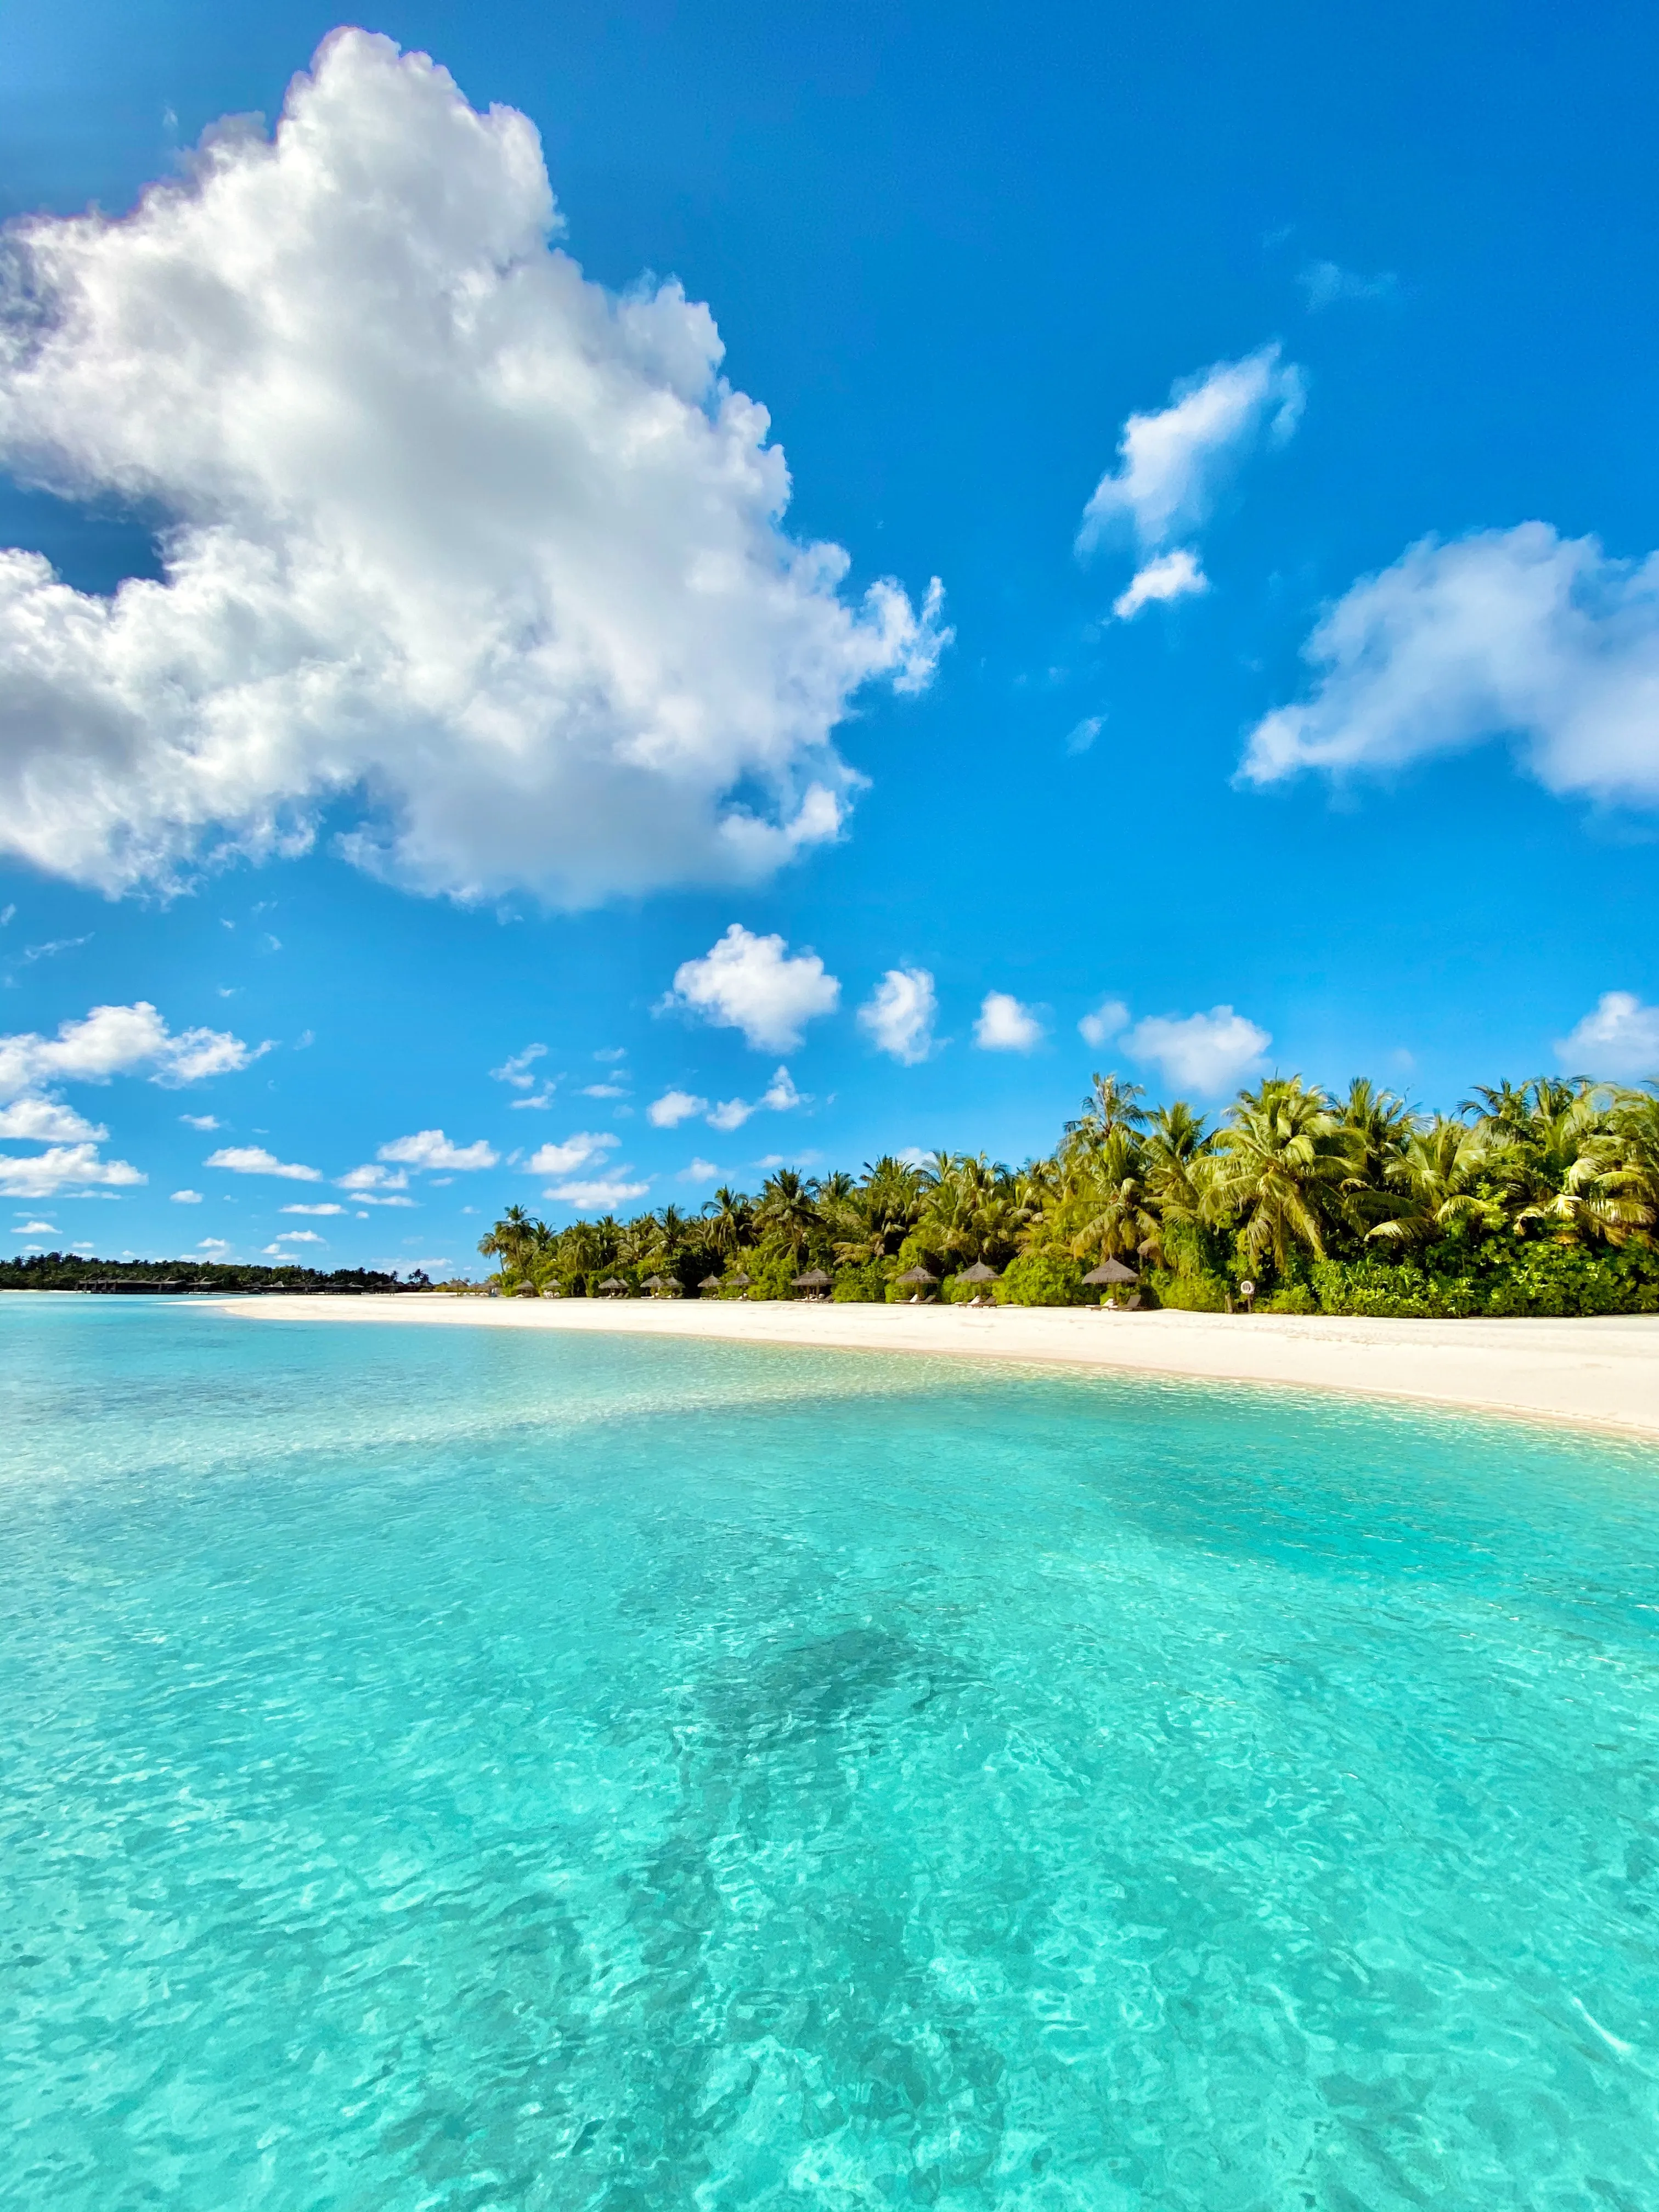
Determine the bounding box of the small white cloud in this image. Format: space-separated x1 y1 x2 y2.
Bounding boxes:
1125 1005 1270 1093
526 1131 618 1176
170 1188 203 1204
509 1087 558 1110
1077 998 1130 1049
492 1043 546 1089
594 1047 628 1064
377 1130 498 1172
1065 716 1104 756
0 1002 261 1100
974 992 1045 1053
179 1113 220 1131
1113 549 1210 622
0 1143 146 1197
1556 991 1659 1080
272 1227 325 1244
544 1176 651 1209
580 1081 629 1099
857 968 937 1064
663 923 840 1052
1077 345 1305 560
648 1088 709 1128
1298 259 1397 311
205 1144 321 1181
198 1237 231 1252
281 1201 345 1215
13 1218 57 1233
678 1157 720 1183
707 1064 803 1129
1240 522 1659 810
337 1163 408 1192
0 1097 107 1142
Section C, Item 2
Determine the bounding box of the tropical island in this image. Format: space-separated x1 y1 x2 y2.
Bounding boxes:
476 1072 1659 1317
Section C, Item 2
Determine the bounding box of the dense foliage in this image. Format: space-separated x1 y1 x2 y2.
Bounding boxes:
0 1253 422 1293
478 1073 1659 1317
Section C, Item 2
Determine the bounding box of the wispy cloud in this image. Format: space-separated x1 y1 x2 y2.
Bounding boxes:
1297 259 1398 311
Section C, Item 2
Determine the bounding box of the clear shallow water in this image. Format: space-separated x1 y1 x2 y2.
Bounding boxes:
3 1298 1657 2211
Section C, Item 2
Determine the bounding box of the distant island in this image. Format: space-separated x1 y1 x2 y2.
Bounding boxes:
477 1072 1659 1319
0 1255 431 1295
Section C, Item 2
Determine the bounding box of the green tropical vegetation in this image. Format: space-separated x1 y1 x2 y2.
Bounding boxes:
474 1071 1659 1317
0 1254 425 1293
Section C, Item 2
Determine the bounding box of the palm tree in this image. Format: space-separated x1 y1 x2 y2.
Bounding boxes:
1068 1123 1160 1268
1480 1081 1637 1245
1064 1071 1147 1153
702 1186 755 1259
477 1203 536 1284
755 1169 820 1261
1368 1118 1500 1249
1205 1079 1348 1273
1607 1087 1659 1239
1142 1102 1212 1224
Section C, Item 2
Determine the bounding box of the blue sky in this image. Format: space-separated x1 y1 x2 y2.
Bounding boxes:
4 0 1659 1274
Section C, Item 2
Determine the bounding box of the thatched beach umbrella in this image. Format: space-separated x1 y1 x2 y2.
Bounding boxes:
653 1274 684 1297
1082 1257 1138 1287
641 1273 662 1293
599 1277 627 1297
728 1270 752 1288
793 1267 833 1298
699 1273 723 1293
895 1265 938 1287
959 1260 1000 1284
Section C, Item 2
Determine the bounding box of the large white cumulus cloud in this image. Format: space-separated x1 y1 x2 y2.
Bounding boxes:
0 30 947 902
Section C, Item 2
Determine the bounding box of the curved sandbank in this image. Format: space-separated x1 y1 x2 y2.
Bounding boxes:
221 1293 1659 1443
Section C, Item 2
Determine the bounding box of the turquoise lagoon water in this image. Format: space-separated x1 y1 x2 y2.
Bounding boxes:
3 1296 1657 2210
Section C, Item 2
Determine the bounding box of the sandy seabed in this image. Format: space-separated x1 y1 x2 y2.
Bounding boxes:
223 1293 1659 1444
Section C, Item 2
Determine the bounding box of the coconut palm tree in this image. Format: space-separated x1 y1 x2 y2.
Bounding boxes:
702 1186 755 1258
1067 1123 1161 1268
477 1203 537 1284
755 1169 820 1261
1368 1118 1501 1249
1607 1087 1659 1238
1205 1078 1349 1273
1480 1081 1637 1245
1064 1071 1148 1153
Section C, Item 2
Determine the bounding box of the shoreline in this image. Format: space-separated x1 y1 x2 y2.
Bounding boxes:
215 1294 1659 1445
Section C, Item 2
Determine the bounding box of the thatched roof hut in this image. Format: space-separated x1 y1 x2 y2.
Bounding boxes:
599 1277 627 1296
793 1268 832 1295
1082 1257 1139 1287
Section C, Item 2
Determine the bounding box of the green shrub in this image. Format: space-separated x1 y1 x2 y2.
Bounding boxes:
995 1250 1085 1306
1308 1242 1659 1319
1147 1268 1228 1312
831 1261 887 1303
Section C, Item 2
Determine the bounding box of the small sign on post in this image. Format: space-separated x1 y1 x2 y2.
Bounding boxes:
1239 1278 1256 1313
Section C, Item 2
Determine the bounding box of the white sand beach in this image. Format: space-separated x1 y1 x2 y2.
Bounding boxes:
225 1294 1659 1443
